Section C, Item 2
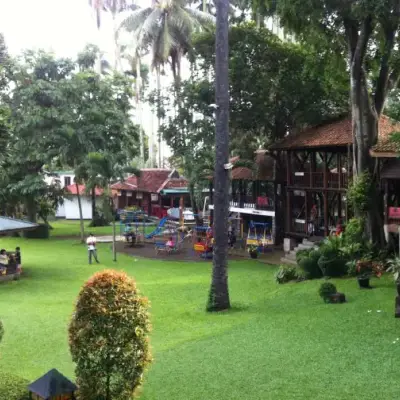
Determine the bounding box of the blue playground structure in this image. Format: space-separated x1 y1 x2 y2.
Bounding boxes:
119 210 148 245
145 217 168 239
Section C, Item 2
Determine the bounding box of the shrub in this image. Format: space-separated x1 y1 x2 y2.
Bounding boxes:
296 248 312 265
318 282 337 303
0 373 30 400
69 270 152 400
347 172 372 213
275 265 298 284
318 248 348 277
22 224 49 239
343 218 364 246
299 249 323 279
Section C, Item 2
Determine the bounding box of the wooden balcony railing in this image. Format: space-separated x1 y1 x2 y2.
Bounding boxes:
291 172 349 189
219 194 275 211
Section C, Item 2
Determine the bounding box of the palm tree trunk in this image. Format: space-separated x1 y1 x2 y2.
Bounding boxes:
136 57 145 163
91 187 96 223
112 12 122 72
76 183 85 243
207 0 230 312
157 68 162 167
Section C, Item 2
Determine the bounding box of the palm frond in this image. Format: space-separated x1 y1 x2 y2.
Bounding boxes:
184 7 216 28
120 7 153 32
152 17 175 67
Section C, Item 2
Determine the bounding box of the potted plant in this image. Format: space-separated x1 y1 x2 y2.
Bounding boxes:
356 259 383 289
387 257 400 295
248 245 258 259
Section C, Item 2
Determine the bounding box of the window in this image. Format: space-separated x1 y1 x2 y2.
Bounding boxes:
64 176 71 187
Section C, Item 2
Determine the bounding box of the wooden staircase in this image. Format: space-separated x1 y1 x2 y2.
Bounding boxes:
280 238 316 265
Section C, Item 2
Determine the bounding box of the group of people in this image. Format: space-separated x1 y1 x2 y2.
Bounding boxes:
0 247 21 274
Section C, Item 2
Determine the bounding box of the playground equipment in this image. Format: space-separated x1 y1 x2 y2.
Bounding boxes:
146 217 168 239
246 221 273 251
193 226 213 259
120 210 147 246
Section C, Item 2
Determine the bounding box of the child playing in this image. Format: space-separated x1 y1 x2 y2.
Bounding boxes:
166 237 175 251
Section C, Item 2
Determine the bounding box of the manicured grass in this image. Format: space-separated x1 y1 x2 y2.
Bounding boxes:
49 219 155 238
1 235 400 399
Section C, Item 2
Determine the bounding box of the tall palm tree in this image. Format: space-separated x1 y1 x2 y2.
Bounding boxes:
120 0 214 167
88 0 138 71
207 0 230 312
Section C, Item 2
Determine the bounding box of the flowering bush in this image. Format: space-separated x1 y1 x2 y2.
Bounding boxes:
356 260 384 279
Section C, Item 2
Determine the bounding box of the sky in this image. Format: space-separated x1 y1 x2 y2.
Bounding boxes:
0 0 172 164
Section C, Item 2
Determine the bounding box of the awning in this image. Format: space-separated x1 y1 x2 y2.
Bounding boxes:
160 188 189 195
0 217 38 234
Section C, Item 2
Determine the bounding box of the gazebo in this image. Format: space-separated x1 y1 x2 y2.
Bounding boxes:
28 369 77 400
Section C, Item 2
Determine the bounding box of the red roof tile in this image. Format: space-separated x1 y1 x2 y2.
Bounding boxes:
162 178 188 190
65 184 103 196
137 169 172 193
270 115 400 150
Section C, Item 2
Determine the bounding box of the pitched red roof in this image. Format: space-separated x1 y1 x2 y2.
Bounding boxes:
111 169 187 194
65 184 103 196
161 178 188 190
270 115 400 150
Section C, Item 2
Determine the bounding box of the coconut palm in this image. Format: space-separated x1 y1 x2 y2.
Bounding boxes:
120 0 215 86
207 0 230 312
88 0 138 70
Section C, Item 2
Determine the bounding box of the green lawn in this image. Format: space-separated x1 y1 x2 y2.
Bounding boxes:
49 219 155 238
1 233 400 399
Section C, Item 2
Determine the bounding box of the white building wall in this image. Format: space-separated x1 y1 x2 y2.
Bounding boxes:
64 196 93 220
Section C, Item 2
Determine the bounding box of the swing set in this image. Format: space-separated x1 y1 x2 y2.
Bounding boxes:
246 221 273 250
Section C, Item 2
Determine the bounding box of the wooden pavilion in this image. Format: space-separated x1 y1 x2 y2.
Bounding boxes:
28 369 77 400
370 130 400 242
269 115 400 239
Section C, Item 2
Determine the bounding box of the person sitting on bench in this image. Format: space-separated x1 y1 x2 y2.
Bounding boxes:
0 249 8 273
124 224 136 246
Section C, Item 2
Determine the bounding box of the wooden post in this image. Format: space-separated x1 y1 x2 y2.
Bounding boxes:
170 196 174 208
179 196 184 228
253 180 257 207
238 180 243 207
384 180 389 225
286 151 292 185
323 152 329 236
305 191 309 235
337 153 342 189
309 152 314 188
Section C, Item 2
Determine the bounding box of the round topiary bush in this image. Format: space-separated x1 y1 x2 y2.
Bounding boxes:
318 282 337 303
0 373 30 400
69 270 152 400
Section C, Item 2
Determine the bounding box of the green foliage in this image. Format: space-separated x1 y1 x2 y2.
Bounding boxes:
22 224 50 239
191 23 348 157
386 257 400 284
275 265 299 284
347 173 372 214
298 249 323 279
0 373 30 400
69 270 152 400
318 282 337 303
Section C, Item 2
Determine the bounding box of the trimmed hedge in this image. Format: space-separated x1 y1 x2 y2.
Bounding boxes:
23 224 49 239
0 373 30 400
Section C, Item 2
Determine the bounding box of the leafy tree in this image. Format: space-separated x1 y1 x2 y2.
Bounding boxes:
269 0 400 242
192 24 349 157
2 51 75 222
207 0 231 312
69 270 151 400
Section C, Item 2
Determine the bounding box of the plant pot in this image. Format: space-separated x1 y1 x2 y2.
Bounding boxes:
250 252 258 259
358 277 371 289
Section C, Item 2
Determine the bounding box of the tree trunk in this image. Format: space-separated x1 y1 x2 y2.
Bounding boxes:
207 0 230 312
136 57 145 164
112 13 121 72
350 62 384 244
76 183 85 243
26 197 37 223
156 68 162 167
91 187 96 223
189 182 202 226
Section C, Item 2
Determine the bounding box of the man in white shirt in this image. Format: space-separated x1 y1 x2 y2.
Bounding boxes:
86 233 100 264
